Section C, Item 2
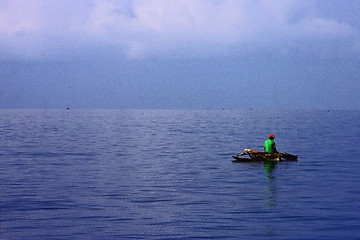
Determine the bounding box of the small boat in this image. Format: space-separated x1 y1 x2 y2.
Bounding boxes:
232 149 298 162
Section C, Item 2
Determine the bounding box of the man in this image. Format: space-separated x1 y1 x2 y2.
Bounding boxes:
264 134 278 154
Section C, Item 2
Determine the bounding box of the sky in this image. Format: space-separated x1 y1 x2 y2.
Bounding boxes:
0 0 359 110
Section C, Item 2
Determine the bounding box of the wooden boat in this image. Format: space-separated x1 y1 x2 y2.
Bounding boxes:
232 149 298 162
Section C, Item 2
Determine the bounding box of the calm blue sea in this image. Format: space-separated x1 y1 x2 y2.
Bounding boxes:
1 109 360 239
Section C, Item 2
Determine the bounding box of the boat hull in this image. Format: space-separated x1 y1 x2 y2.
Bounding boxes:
232 149 298 162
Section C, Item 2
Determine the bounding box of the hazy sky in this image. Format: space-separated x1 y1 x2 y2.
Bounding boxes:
1 0 359 109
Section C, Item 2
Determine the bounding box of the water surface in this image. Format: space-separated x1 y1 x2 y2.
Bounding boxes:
1 110 359 239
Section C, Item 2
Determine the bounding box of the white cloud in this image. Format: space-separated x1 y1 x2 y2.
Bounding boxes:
0 0 359 59
0 0 41 35
295 17 356 39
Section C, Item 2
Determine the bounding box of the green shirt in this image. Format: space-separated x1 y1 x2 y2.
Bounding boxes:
264 139 276 154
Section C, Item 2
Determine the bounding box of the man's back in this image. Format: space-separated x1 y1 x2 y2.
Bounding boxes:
264 139 276 154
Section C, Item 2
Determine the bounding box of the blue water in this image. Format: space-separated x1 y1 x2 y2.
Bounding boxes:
1 110 360 239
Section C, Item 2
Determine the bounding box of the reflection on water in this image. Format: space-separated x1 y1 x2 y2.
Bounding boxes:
264 162 277 208
264 162 276 176
263 162 277 236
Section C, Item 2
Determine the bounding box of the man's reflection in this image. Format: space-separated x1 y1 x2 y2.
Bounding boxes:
264 162 276 208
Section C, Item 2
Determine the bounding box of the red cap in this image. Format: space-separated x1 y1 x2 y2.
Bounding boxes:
269 134 275 138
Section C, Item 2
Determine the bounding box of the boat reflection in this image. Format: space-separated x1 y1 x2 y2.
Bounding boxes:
264 161 276 175
263 162 277 236
263 161 276 209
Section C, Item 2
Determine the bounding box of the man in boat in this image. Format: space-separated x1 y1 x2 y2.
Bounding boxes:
264 134 278 154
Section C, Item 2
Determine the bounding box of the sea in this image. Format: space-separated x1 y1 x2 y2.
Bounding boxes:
1 109 359 239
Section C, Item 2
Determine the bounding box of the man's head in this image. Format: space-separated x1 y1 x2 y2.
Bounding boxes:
268 134 275 140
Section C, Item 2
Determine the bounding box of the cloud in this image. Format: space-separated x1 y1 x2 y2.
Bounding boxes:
0 0 359 60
